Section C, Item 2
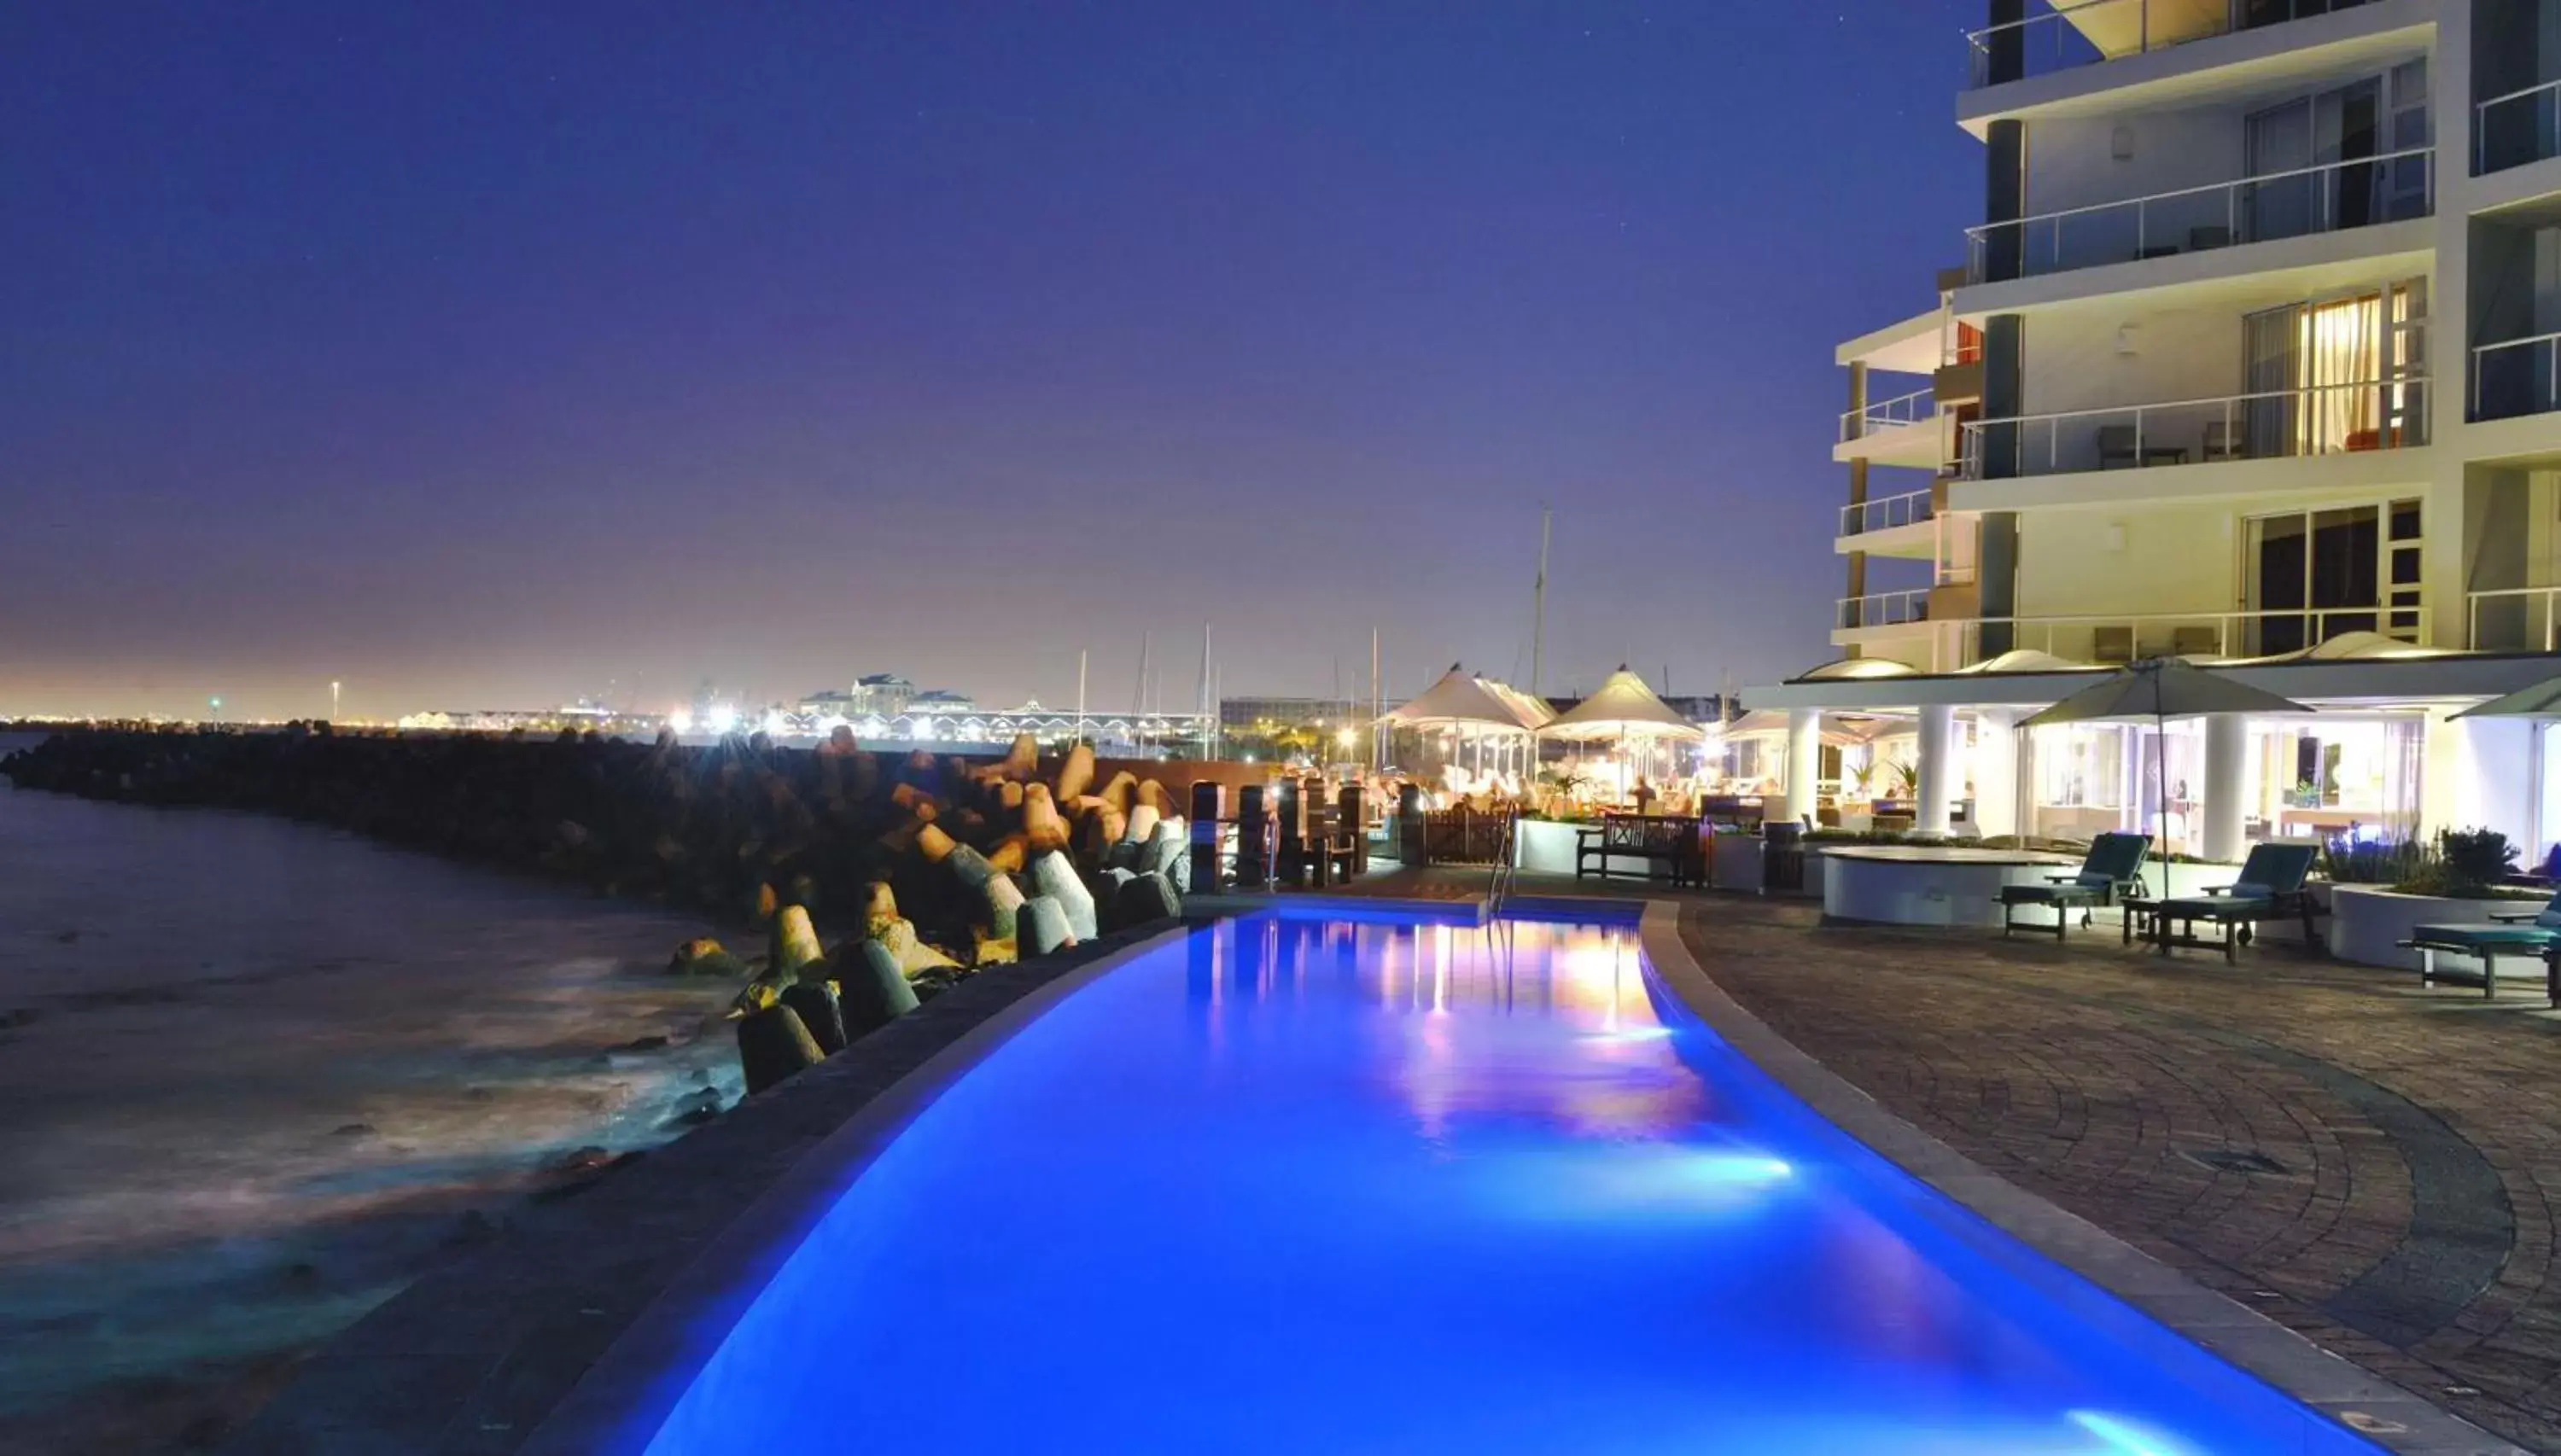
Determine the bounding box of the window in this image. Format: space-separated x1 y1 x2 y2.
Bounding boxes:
2243 497 2422 652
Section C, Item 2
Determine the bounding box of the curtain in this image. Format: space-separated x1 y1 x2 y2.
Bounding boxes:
2243 306 2299 458
2297 294 2381 452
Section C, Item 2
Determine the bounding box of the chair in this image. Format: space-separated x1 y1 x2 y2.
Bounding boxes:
1998 832 2150 941
2400 888 2561 1005
2202 419 2241 462
2092 626 2135 664
2135 841 2322 963
2097 425 2138 469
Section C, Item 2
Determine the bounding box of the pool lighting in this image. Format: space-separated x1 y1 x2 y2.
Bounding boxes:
2068 1410 2200 1456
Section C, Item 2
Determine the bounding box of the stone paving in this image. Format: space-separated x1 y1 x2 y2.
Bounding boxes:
1661 893 2561 1453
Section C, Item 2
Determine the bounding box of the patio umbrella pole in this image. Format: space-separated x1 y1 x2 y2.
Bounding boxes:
2156 702 2170 904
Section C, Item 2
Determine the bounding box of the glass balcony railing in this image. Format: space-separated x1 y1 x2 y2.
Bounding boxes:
1839 387 1935 443
1836 588 1932 632
2471 332 2561 422
1839 490 1937 538
1967 0 2375 90
2476 79 2561 175
1957 377 2430 479
1966 149 2432 284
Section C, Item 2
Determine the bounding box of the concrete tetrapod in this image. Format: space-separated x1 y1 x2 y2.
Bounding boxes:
1018 894 1075 957
778 981 847 1055
840 940 922 1036
1028 850 1098 941
737 1003 825 1095
1112 871 1181 931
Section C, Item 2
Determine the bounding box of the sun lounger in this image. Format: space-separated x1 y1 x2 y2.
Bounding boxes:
2134 841 2320 964
1997 831 2150 941
2400 889 2561 1004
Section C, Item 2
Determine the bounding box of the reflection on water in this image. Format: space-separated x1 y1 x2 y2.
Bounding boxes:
641 913 2377 1456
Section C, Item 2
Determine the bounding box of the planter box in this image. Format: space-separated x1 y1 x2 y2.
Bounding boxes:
1513 818 1581 877
2327 885 2533 973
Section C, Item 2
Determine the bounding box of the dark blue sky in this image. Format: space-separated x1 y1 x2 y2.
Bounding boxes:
3 2 1983 720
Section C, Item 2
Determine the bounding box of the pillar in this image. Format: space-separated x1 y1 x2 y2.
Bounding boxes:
1187 782 1225 891
1783 709 1821 827
1916 702 1957 837
1234 783 1269 888
1972 708 2020 839
2202 713 2247 865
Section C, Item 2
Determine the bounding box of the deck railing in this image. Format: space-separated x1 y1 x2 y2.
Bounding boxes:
1840 489 1936 538
1839 386 1935 443
1968 0 2377 89
2471 330 2561 422
1965 148 2432 283
2469 586 2561 652
1836 588 1932 632
1957 377 2428 480
2476 77 2561 175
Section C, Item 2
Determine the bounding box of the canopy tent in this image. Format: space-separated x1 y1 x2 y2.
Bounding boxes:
2453 675 2561 719
2021 659 2313 895
1380 665 1553 783
1539 667 1706 743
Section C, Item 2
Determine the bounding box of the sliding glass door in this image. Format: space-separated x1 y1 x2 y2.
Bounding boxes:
2243 498 2423 654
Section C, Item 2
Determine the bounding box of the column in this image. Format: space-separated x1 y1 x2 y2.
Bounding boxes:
2202 713 2247 865
1783 709 1821 828
1971 708 2020 839
1916 702 1957 837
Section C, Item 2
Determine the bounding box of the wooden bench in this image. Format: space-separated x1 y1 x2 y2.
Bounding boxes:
1575 813 1703 888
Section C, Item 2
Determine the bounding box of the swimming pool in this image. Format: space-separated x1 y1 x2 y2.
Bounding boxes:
621 909 2384 1454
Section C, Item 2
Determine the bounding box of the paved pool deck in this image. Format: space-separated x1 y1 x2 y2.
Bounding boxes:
1371 870 2561 1451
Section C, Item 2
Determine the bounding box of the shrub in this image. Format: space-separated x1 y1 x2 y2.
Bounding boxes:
2320 832 2424 886
2384 827 2520 900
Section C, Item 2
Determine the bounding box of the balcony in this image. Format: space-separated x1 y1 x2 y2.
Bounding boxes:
1839 387 1934 443
1957 377 2430 480
2476 79 2561 176
2471 332 2561 422
1836 588 1933 632
1879 605 2427 672
1966 0 2378 90
1966 149 2431 285
1840 488 1938 539
2470 587 2561 652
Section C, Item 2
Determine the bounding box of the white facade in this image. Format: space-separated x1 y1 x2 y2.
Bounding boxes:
1772 0 2561 865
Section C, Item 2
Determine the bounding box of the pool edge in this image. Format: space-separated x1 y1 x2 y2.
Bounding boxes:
1635 900 2522 1456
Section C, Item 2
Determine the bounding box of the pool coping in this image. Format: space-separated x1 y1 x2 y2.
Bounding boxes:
1636 900 2526 1456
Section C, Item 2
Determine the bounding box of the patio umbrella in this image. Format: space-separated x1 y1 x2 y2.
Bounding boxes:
2020 658 2313 898
2453 675 2561 719
1381 665 1552 780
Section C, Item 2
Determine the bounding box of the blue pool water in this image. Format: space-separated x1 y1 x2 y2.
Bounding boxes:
631 911 2381 1454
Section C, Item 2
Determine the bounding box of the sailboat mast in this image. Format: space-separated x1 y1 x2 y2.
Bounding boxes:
1531 504 1551 697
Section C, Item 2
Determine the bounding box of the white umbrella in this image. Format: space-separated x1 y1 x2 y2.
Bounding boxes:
2021 658 2313 897
1541 667 1705 806
2453 676 2561 719
1380 665 1552 781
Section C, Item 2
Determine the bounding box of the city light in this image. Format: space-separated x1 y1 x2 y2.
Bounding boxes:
706 704 738 734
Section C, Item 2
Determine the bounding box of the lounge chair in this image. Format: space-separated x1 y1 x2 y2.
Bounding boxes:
2134 841 2321 963
2399 888 2561 1004
1998 831 2150 941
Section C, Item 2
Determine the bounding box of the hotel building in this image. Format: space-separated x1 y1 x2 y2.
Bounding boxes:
1751 0 2561 863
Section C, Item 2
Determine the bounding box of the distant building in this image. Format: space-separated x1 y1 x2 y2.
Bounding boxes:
1219 695 1354 731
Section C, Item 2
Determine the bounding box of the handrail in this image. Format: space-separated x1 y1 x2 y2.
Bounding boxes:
1840 386 1934 441
2468 586 2561 652
1965 147 2433 282
1836 587 1931 631
1966 0 2221 87
1840 489 1936 537
1488 811 1519 913
2471 331 2561 421
1887 604 2430 672
2476 77 2561 174
1957 376 2428 479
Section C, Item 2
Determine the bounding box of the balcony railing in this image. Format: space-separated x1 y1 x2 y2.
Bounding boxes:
2471 330 2561 422
1836 588 1931 632
1965 0 2368 90
1840 489 1937 538
1957 377 2429 480
1840 387 1935 443
2476 78 2561 176
1874 605 2425 672
2469 587 2561 652
1966 148 2432 283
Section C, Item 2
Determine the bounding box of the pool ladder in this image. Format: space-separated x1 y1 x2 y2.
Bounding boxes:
1487 812 1518 916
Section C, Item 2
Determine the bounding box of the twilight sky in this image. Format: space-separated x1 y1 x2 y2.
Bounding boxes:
3 2 1984 721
